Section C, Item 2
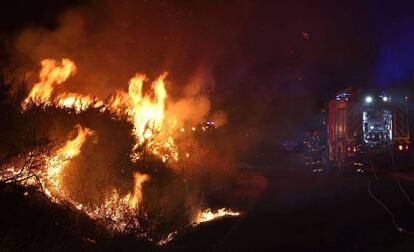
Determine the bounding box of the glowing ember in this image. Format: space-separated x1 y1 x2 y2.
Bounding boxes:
157 231 178 246
156 208 241 245
0 124 94 201
84 172 150 234
193 208 241 225
0 125 152 234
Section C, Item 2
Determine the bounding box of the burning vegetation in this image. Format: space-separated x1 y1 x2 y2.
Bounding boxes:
0 58 241 245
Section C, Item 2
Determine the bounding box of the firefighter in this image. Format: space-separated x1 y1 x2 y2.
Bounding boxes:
310 130 323 173
303 131 312 169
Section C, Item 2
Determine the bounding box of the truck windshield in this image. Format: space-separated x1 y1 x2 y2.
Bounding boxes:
363 109 392 144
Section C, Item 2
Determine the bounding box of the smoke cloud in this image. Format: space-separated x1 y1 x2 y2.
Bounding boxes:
6 1 245 129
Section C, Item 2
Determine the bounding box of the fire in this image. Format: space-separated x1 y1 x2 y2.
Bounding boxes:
109 72 176 161
128 172 151 209
44 127 152 228
129 72 167 147
54 125 93 159
0 124 152 234
41 129 150 232
0 124 94 201
22 58 177 162
44 124 94 196
55 92 99 113
22 58 77 109
155 208 241 245
2 57 238 244
84 172 151 233
193 208 241 225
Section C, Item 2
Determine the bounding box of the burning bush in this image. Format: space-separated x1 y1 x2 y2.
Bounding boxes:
0 58 240 244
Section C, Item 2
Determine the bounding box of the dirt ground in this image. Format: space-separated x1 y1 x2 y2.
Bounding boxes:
168 152 414 251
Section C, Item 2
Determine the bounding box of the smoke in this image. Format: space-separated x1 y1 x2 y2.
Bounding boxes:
7 2 236 128
4 0 259 209
166 66 217 127
4 0 245 213
11 10 86 85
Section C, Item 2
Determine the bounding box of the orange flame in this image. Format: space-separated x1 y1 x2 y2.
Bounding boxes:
128 172 151 209
22 58 177 162
3 57 237 243
55 92 100 113
122 72 173 160
82 172 151 233
22 58 76 109
44 124 94 197
193 208 241 225
109 72 168 146
0 124 152 232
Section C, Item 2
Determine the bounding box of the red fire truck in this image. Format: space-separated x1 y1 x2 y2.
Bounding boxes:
327 88 410 171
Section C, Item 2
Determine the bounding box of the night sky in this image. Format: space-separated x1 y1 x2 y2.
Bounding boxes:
1 0 414 141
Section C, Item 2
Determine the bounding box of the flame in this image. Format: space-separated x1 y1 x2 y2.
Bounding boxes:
55 92 99 113
44 127 151 232
131 72 167 146
22 58 177 162
0 124 152 234
81 172 151 233
157 231 178 246
45 125 94 194
106 72 176 161
22 58 76 109
125 72 176 161
156 208 241 245
128 172 151 209
193 208 241 225
111 72 168 148
7 58 236 243
0 125 94 201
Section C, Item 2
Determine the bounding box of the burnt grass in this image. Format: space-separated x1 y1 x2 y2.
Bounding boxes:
0 183 155 251
0 179 245 251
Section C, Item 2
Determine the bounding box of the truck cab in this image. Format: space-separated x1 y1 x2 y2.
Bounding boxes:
327 89 410 171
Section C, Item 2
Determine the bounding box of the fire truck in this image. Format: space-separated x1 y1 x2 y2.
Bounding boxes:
326 88 410 171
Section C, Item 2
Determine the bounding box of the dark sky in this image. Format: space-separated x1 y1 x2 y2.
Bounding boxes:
1 0 414 140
